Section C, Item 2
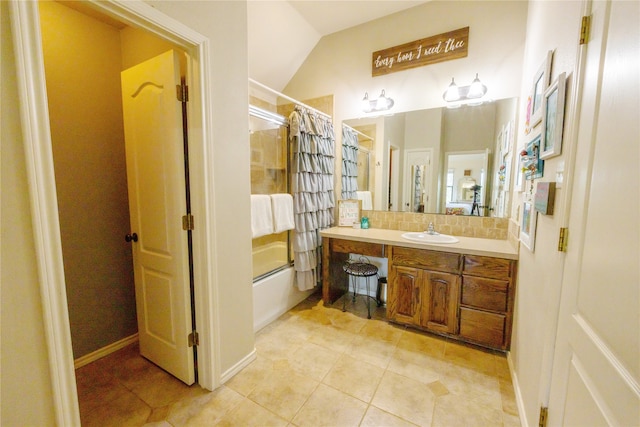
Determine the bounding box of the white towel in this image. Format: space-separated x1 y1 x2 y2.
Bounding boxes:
270 193 295 233
251 194 273 238
356 191 373 210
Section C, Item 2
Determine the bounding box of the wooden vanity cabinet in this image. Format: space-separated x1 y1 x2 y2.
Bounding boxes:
459 255 517 350
387 247 517 351
388 247 461 335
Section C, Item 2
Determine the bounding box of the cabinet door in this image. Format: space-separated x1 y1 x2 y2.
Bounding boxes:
388 266 422 325
421 271 461 334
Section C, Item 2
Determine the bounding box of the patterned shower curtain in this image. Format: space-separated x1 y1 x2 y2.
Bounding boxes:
289 106 335 291
341 125 359 200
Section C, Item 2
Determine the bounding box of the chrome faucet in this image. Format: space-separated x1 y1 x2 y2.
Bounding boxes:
426 222 438 235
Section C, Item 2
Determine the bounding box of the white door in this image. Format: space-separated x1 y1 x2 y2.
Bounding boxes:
121 50 195 385
402 149 432 212
547 1 639 424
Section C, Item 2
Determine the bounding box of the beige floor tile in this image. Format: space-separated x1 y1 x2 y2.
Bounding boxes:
307 324 358 353
443 340 498 376
432 393 504 426
503 411 522 427
346 334 398 369
322 354 384 403
371 370 436 426
292 383 368 427
129 368 206 408
358 319 405 344
500 378 519 416
495 354 513 380
386 357 440 386
225 356 275 396
75 294 522 426
287 341 340 381
396 329 447 360
255 324 305 362
327 308 369 333
80 387 151 427
439 364 502 411
167 386 244 426
248 368 319 420
214 398 288 426
360 405 420 427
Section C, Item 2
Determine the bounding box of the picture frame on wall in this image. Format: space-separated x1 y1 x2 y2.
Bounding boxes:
540 72 567 159
338 199 361 226
530 50 553 127
520 200 538 251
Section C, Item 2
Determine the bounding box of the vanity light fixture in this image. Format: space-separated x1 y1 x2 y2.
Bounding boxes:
443 74 488 107
362 90 394 113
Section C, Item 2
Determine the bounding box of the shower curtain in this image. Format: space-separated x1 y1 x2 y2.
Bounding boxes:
341 125 359 200
289 106 335 291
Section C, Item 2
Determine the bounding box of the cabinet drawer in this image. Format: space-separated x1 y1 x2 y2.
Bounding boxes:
331 239 384 257
463 255 513 280
461 276 508 312
459 307 505 348
392 247 460 273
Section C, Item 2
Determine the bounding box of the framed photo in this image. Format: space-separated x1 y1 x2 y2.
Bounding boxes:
523 134 544 180
540 72 567 159
520 200 538 251
530 50 553 127
338 199 361 226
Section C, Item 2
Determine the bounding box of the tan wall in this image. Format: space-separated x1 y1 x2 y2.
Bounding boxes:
1 1 56 424
39 1 138 359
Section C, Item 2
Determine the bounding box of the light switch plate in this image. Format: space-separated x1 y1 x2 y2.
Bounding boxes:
556 160 565 189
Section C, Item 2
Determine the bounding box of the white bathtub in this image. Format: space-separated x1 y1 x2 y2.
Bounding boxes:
252 242 313 331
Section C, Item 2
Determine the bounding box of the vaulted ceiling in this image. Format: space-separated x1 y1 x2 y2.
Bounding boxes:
247 1 429 91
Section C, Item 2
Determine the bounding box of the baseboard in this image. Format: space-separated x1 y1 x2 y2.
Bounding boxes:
74 334 139 369
219 348 257 384
507 351 528 427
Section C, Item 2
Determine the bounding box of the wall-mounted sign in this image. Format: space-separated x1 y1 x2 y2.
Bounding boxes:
372 27 469 77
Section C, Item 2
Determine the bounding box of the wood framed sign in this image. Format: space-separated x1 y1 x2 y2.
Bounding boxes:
338 199 361 226
372 27 469 77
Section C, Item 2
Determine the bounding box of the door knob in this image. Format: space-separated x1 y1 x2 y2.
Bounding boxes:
125 233 138 243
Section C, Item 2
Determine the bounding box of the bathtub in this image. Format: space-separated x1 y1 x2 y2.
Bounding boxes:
252 242 313 331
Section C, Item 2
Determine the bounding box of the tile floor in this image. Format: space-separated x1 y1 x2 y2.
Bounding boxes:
76 292 521 426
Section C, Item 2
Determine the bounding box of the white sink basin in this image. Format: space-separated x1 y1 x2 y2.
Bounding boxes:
401 232 459 244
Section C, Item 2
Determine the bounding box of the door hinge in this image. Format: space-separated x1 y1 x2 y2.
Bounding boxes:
558 227 569 252
539 406 548 427
188 330 199 347
580 15 591 45
176 83 189 102
182 214 195 231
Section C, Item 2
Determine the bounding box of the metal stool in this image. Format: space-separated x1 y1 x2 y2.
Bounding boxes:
342 257 379 319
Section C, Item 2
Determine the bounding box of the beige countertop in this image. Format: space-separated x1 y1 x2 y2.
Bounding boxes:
320 227 519 260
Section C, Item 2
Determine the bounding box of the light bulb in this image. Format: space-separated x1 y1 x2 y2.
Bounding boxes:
468 73 486 99
376 90 387 110
443 78 460 102
362 92 371 112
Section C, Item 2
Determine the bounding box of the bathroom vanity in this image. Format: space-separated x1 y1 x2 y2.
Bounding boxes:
320 227 518 351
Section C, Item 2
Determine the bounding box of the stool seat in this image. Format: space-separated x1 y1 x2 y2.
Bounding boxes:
342 261 378 319
343 262 378 277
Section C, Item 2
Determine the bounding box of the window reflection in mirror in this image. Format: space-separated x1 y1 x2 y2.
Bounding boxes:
342 97 517 218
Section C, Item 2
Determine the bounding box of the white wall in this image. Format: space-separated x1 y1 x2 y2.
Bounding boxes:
509 2 584 427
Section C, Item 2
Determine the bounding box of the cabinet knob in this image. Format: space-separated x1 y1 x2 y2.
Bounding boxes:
125 233 138 243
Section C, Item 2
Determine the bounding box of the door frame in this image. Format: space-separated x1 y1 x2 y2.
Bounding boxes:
9 1 219 424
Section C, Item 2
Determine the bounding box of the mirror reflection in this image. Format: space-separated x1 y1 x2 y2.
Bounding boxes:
343 97 517 218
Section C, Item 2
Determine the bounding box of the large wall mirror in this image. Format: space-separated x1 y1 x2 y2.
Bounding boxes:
343 97 518 218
